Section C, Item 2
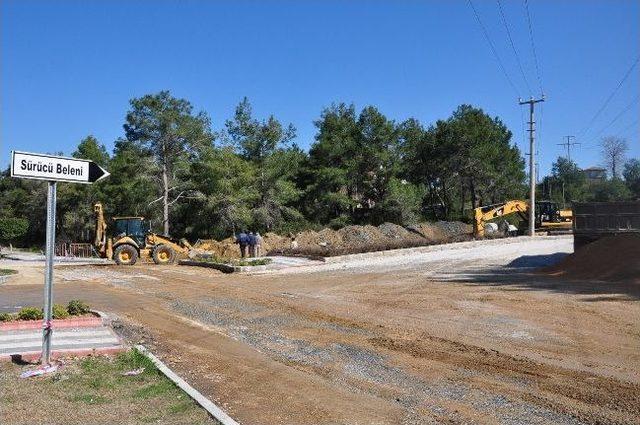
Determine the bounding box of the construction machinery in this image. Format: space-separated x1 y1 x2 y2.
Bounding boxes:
93 203 192 265
473 200 572 237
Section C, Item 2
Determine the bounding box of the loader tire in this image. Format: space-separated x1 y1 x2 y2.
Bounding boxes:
152 245 175 265
114 244 138 266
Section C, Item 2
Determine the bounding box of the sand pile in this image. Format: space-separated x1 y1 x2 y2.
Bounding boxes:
193 220 471 258
546 233 640 283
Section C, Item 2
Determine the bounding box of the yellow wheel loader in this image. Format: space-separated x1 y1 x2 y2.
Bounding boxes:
93 203 191 265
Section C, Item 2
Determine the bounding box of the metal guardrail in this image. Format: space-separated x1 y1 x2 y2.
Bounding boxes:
54 243 95 258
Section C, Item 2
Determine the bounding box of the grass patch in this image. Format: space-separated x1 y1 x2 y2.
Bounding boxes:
0 349 215 424
169 400 195 414
236 258 272 266
70 394 110 405
0 268 17 276
194 255 273 267
194 255 272 267
134 381 175 399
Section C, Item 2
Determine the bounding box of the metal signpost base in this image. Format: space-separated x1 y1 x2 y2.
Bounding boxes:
42 181 57 365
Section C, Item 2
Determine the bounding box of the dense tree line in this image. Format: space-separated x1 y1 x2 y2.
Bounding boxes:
2 90 634 247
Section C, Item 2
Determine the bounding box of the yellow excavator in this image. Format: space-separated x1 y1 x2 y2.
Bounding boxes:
93 203 191 265
473 200 572 237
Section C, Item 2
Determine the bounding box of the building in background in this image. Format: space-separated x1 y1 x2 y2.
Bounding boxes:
583 166 607 182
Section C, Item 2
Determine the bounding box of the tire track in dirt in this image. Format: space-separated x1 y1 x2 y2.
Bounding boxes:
370 334 640 425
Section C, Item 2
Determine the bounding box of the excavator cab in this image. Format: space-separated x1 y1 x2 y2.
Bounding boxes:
112 217 149 248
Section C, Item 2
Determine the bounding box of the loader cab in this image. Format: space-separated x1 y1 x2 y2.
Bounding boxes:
536 201 561 223
112 217 149 248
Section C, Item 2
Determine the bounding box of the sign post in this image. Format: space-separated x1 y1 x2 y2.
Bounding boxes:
42 182 56 363
10 151 109 365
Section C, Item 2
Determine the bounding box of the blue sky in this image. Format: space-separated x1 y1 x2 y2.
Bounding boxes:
1 0 638 175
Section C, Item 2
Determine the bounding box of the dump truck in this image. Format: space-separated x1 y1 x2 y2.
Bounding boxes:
573 201 640 251
93 203 191 265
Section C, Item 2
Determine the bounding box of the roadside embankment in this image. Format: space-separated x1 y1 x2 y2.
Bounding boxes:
194 220 472 259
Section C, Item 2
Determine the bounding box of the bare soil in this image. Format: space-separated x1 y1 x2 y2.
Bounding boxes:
1 237 638 424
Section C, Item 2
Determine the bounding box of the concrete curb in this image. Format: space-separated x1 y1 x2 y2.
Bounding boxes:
322 235 573 263
1 346 125 362
179 260 268 274
135 345 239 425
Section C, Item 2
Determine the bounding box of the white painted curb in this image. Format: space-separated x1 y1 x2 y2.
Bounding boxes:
135 345 239 425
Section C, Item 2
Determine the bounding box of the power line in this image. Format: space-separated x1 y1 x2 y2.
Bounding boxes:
588 94 639 143
583 116 639 150
578 55 640 140
523 0 543 94
467 0 521 98
496 0 533 95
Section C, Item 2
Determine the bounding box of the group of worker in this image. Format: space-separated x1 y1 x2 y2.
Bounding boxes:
235 231 263 258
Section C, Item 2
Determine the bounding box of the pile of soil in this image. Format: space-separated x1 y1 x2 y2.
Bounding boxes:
193 221 472 259
193 237 238 259
546 233 640 283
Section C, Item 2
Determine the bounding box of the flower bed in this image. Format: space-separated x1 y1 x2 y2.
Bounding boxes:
0 300 99 330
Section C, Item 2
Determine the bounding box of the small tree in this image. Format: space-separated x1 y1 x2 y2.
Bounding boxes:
0 217 29 250
623 158 640 199
551 157 587 206
601 136 628 178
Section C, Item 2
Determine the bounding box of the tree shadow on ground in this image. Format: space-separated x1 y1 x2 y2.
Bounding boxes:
436 253 640 301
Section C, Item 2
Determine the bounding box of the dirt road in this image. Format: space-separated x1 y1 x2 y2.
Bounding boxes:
1 237 638 424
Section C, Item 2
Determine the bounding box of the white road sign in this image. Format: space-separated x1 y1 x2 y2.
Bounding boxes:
10 150 110 184
8 149 111 365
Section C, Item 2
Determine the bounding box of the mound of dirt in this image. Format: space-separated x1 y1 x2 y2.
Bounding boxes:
338 225 385 245
546 233 640 283
193 220 472 259
193 237 238 259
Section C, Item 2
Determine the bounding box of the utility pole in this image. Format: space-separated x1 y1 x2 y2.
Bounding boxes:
557 135 580 161
519 95 545 237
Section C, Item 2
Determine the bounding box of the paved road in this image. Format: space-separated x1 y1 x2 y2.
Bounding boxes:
1 237 638 424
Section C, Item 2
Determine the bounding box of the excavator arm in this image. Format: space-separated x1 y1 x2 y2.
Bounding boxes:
93 203 112 259
474 200 528 237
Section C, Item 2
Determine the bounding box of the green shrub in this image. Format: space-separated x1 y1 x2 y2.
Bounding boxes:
0 312 15 322
17 307 43 321
67 299 90 316
0 217 29 246
236 258 272 266
52 304 69 319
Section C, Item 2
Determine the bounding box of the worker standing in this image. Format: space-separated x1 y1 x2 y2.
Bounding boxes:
255 232 263 257
248 232 257 258
236 230 248 258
